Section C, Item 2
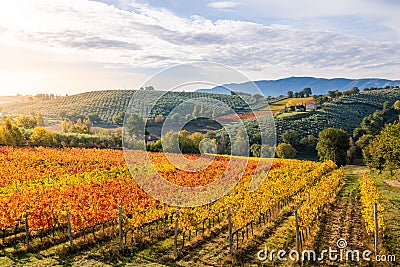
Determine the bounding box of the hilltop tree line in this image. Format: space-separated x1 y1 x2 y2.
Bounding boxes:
0 115 121 148
287 88 312 98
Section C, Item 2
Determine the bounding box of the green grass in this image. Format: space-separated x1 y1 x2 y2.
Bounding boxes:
276 111 307 119
370 171 400 256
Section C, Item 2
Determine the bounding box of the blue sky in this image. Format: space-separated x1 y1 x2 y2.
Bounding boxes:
0 0 400 95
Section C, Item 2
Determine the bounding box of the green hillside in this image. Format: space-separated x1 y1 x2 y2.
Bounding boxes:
217 88 400 146
2 88 399 140
263 88 400 141
0 90 271 125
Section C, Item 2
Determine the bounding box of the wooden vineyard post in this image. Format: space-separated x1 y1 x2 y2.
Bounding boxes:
66 211 74 249
228 206 233 258
294 207 300 254
119 206 124 253
374 203 379 256
25 215 29 248
173 209 179 258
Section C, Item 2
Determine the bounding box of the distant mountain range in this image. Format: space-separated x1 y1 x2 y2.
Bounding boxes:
196 77 400 96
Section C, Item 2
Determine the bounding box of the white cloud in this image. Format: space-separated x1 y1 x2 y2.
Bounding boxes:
218 0 400 41
207 1 240 9
0 0 399 94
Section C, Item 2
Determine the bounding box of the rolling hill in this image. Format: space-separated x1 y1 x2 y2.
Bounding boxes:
239 88 400 142
0 90 270 125
1 87 399 141
196 77 400 96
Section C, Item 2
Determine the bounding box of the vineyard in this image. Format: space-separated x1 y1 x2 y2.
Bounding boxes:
0 90 271 125
0 147 342 264
0 146 356 265
2 88 400 144
246 88 400 141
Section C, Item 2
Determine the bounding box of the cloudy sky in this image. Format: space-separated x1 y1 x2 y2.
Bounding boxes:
1 0 400 95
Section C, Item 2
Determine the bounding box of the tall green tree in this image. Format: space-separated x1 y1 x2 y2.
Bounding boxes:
394 100 400 111
300 135 318 153
232 129 249 156
276 143 296 159
192 104 200 118
281 130 299 146
316 128 350 166
363 123 400 174
162 130 179 153
36 112 45 127
124 113 145 139
303 88 312 97
15 115 37 129
0 119 25 146
30 127 53 146
250 143 261 157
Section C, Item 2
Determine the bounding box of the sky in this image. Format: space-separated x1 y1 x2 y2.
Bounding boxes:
1 0 400 96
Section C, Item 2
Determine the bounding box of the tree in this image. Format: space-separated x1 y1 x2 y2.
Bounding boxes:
260 144 274 158
36 112 45 126
189 132 204 149
351 87 360 94
179 130 198 154
316 128 350 166
250 143 261 157
87 113 101 124
199 138 217 154
0 119 25 146
232 129 249 156
355 134 374 151
211 109 217 119
383 101 391 112
30 127 53 146
147 139 162 152
162 130 179 153
347 137 355 164
199 103 206 117
15 115 37 129
394 100 400 111
328 91 336 98
355 134 374 158
394 100 400 121
287 90 294 98
58 110 67 119
218 130 229 154
300 135 318 153
124 113 145 139
69 124 89 134
336 90 342 98
276 143 297 159
303 88 312 97
353 127 366 140
154 114 165 123
363 123 400 174
359 111 384 135
281 130 299 146
192 104 200 118
62 120 72 133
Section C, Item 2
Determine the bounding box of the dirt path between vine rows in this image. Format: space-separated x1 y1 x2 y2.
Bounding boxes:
312 166 367 266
